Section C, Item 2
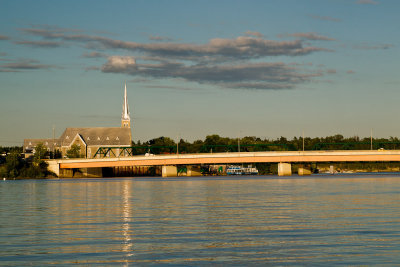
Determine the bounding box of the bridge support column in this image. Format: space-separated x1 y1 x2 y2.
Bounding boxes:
162 165 177 177
82 168 103 178
278 163 292 176
298 165 312 176
59 168 74 178
187 166 202 177
47 160 60 177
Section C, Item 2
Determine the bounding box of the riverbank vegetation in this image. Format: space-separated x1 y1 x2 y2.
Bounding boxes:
0 144 53 178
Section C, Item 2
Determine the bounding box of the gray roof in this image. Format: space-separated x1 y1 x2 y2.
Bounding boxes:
24 139 60 152
59 127 131 147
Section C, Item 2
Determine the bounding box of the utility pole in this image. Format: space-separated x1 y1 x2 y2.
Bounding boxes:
370 129 373 150
176 135 179 155
52 124 55 159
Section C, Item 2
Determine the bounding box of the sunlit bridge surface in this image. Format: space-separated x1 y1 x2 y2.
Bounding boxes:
1 175 400 265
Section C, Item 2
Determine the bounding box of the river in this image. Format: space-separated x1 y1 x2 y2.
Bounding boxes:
1 174 399 265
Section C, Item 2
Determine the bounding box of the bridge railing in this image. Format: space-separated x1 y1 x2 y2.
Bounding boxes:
92 143 295 158
92 142 400 158
312 141 400 150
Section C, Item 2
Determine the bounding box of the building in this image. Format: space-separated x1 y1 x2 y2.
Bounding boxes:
24 83 132 158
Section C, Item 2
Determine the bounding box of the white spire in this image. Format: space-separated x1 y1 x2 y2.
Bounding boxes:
122 82 130 121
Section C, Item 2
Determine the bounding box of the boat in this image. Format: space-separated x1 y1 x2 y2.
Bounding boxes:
226 165 258 175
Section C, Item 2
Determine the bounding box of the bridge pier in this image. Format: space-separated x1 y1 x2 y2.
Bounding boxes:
187 166 202 177
47 160 60 177
278 163 292 176
58 167 103 178
298 165 312 176
162 165 178 177
59 168 73 178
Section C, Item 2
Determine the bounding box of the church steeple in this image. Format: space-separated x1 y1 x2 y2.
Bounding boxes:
121 82 131 128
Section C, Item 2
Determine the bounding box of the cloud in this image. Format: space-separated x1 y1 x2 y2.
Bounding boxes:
356 0 379 4
0 59 58 72
0 35 9 40
20 27 331 61
18 26 333 90
149 35 173 42
287 32 335 41
353 43 394 50
309 15 341 22
81 51 107 58
143 85 193 91
0 69 19 72
128 78 151 83
244 31 263 38
102 56 137 72
102 56 322 90
14 40 63 48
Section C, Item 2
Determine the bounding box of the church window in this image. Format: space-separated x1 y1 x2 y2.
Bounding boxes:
106 137 109 140
116 137 119 140
97 137 100 140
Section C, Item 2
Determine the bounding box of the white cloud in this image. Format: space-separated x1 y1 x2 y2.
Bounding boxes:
102 56 137 72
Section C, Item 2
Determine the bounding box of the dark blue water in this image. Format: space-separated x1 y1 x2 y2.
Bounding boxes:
1 174 400 265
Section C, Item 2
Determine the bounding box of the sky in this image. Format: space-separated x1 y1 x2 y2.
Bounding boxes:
0 0 399 146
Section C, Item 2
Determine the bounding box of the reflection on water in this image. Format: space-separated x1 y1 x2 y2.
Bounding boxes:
1 174 400 265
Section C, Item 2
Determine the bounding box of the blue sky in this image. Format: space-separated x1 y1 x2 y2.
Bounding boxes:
0 0 399 145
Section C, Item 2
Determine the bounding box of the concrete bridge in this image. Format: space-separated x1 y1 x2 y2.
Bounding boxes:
47 150 400 177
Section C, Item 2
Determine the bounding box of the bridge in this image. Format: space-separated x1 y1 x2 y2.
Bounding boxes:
47 150 400 177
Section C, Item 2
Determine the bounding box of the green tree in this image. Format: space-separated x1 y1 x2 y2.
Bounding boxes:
66 144 82 158
147 137 176 154
4 150 23 178
34 143 48 161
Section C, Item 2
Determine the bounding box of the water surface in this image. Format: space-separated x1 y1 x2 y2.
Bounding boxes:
1 174 400 265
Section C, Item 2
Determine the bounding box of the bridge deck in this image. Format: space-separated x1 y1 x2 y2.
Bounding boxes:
55 150 400 169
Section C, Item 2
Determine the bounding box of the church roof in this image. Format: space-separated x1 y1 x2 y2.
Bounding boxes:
59 127 131 147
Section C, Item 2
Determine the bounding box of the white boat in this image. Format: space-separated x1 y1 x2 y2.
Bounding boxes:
226 165 258 175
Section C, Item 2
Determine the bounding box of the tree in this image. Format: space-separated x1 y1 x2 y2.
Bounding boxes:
66 144 82 158
4 150 23 178
34 143 48 161
147 137 176 154
53 149 62 159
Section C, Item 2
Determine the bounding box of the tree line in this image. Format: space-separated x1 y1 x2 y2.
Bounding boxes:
130 134 400 155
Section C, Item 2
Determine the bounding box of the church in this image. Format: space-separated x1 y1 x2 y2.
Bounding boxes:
24 83 132 159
